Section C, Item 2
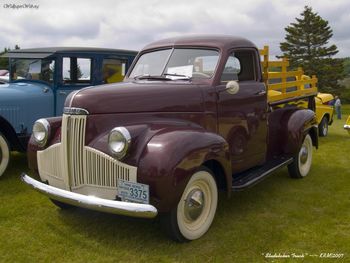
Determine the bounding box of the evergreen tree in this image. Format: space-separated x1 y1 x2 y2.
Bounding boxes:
280 6 344 92
0 45 20 70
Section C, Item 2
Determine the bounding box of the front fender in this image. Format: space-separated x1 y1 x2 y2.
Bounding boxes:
137 127 231 213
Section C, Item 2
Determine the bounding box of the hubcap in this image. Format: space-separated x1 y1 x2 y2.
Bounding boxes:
184 189 205 221
323 124 328 135
300 146 308 164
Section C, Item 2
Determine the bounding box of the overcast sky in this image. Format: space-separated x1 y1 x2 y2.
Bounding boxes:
0 0 349 58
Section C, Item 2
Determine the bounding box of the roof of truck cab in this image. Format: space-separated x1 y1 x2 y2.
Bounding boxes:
2 47 138 58
143 35 257 51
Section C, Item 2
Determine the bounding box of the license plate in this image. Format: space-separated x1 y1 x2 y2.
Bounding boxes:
117 180 149 204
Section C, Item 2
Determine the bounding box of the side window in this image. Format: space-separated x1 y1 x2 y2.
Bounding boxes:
102 58 127 84
221 50 257 83
62 57 92 84
235 51 257 81
221 55 241 82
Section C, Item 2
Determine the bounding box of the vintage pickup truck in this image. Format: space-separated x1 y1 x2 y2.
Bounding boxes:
22 35 318 242
0 47 137 177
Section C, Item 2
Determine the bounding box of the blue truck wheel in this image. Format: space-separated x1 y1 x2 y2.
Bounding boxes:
0 132 10 177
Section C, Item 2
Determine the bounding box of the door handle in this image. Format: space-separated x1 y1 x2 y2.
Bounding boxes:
255 90 266 95
42 87 49 93
59 91 67 95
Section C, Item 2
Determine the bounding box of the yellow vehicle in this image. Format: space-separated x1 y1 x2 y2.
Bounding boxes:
345 116 350 134
260 46 333 137
314 93 334 136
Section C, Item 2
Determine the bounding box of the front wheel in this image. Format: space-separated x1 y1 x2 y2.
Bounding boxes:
288 134 313 178
161 167 218 242
0 132 10 177
318 117 328 137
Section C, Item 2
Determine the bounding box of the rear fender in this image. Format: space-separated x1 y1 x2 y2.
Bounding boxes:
137 127 231 213
285 109 318 154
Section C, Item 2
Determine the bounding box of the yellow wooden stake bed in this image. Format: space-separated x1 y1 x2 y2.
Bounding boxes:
259 46 318 102
259 46 334 137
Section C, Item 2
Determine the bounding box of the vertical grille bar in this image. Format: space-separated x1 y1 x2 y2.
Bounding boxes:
66 115 87 187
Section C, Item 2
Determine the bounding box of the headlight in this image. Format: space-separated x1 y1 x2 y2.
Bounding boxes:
32 119 50 146
108 127 131 159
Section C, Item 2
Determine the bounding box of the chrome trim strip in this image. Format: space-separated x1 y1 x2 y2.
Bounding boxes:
68 90 79 107
21 174 158 219
63 107 89 115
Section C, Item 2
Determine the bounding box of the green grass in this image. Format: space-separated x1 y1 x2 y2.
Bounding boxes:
1 108 350 263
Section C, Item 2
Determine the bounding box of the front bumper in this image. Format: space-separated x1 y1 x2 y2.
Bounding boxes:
344 124 350 132
21 173 158 219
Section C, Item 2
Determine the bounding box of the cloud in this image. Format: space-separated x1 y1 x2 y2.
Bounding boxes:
0 0 349 57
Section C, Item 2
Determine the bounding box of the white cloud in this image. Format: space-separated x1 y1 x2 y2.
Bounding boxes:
0 0 349 57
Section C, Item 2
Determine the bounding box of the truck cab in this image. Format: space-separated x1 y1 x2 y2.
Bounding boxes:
22 35 318 242
0 47 137 177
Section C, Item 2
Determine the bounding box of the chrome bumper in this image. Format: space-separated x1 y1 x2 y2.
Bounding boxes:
21 173 158 219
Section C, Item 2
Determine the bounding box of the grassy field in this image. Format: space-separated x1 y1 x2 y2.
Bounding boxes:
1 106 349 262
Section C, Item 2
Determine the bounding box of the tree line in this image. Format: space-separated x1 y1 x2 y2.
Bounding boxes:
0 45 20 69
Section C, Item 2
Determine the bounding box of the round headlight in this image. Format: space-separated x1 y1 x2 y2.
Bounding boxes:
108 127 131 159
32 119 50 146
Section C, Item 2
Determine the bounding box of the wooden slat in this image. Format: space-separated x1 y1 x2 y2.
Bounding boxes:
260 45 318 103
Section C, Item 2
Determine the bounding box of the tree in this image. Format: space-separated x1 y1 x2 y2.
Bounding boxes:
280 6 344 93
0 45 21 70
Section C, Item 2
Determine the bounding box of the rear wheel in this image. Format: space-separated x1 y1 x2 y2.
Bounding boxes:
318 117 328 137
288 134 313 178
0 133 10 177
161 167 218 242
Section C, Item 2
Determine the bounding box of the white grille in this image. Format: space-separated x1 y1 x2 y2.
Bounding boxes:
37 143 63 180
37 114 137 194
84 147 136 188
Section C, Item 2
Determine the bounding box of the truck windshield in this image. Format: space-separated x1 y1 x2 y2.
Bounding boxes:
10 58 55 83
129 48 219 80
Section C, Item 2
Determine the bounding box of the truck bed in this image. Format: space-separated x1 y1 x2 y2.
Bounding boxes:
259 46 318 105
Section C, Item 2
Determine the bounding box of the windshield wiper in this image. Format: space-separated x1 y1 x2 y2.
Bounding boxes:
134 74 172 81
163 73 191 80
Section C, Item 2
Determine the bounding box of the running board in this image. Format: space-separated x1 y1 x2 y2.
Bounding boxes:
232 157 293 191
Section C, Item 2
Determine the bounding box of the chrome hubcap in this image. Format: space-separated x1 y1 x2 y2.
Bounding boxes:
323 125 327 135
184 189 205 221
300 146 308 164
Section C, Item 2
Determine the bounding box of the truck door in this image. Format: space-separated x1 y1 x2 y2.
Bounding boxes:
55 56 94 115
217 49 267 173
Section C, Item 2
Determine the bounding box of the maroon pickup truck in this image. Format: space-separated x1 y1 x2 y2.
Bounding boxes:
22 35 318 242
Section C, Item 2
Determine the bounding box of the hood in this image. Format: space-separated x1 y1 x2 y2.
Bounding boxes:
69 81 204 114
0 81 50 101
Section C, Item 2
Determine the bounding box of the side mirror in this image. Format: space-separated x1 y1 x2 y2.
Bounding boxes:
225 80 239 95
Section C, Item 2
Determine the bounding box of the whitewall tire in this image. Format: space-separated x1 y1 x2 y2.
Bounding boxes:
162 167 218 242
0 133 10 177
288 134 313 178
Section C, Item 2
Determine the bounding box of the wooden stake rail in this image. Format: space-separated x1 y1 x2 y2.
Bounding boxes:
259 46 318 103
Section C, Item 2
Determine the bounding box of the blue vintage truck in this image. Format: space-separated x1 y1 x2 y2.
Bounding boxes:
0 47 137 177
